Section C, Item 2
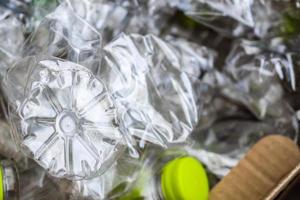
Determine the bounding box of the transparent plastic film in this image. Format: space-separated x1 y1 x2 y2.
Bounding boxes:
226 39 297 91
25 0 173 66
29 0 60 29
60 0 130 44
168 0 256 36
0 9 25 77
191 48 299 177
101 33 213 150
62 0 173 41
170 0 300 37
173 0 255 27
24 4 102 72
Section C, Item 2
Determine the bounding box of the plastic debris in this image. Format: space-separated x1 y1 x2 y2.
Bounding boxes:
3 58 123 179
3 30 214 179
171 0 300 37
0 0 299 199
0 8 25 76
114 147 209 200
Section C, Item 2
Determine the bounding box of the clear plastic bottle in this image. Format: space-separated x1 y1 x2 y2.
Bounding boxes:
4 58 123 180
0 160 19 200
111 148 209 200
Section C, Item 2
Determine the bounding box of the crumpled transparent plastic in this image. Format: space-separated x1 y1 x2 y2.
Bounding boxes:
1 0 299 196
0 9 24 77
2 32 214 179
28 0 60 31
25 0 175 66
170 0 297 37
191 61 299 177
61 0 173 42
99 33 213 151
186 146 238 179
226 39 296 91
63 0 128 37
23 4 102 73
170 0 254 26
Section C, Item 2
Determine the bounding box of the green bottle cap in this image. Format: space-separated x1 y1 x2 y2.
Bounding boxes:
0 166 3 200
161 156 209 200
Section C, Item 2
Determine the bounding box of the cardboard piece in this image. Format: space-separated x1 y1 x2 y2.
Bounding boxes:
210 135 300 200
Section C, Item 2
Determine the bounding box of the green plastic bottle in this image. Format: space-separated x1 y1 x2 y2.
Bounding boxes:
0 160 19 200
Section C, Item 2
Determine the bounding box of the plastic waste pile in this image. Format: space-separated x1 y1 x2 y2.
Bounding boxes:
0 0 299 199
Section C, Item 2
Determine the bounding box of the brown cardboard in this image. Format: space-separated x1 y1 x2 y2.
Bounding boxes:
210 135 300 200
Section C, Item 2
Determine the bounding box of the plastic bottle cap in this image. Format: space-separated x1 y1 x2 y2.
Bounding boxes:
161 156 209 200
0 166 3 200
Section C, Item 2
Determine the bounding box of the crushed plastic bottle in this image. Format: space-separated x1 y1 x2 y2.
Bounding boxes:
113 147 209 200
100 33 214 150
4 58 123 179
0 160 19 200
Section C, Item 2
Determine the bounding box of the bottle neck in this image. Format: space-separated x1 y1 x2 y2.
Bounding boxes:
146 148 189 200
